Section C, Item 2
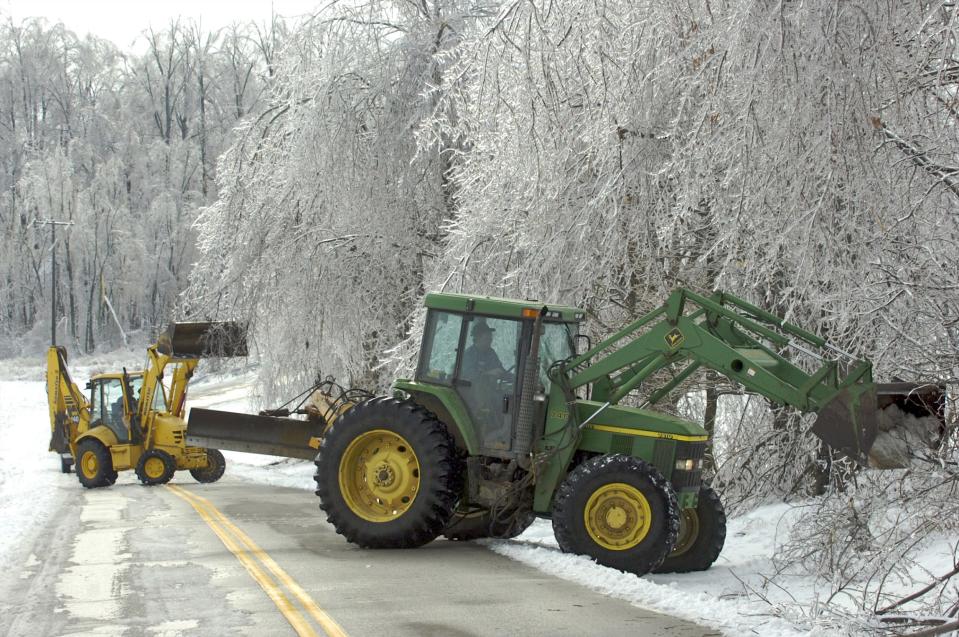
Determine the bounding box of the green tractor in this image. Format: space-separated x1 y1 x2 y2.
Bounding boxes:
189 288 944 576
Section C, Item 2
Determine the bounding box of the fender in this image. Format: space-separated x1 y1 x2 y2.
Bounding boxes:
393 380 479 454
74 425 119 454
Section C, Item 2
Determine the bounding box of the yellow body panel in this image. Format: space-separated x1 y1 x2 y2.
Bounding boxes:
108 444 135 471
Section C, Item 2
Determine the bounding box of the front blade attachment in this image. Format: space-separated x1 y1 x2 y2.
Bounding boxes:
186 408 320 460
157 321 248 358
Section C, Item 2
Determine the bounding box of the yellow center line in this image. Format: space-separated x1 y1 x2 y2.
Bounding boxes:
166 485 321 637
168 484 349 637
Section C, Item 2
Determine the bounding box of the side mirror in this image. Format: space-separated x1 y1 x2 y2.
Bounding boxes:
85 380 93 390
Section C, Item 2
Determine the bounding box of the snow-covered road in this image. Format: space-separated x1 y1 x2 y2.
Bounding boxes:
0 466 717 637
0 362 901 637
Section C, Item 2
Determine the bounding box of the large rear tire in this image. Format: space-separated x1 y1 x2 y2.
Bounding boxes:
654 485 726 573
76 439 114 489
190 449 226 483
315 398 461 548
552 454 679 576
135 449 176 485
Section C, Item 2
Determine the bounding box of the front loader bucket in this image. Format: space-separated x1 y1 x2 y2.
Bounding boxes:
157 321 248 358
869 382 946 469
812 382 946 468
811 384 879 462
186 408 320 460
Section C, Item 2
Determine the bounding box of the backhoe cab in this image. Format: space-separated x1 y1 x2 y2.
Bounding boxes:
46 321 246 488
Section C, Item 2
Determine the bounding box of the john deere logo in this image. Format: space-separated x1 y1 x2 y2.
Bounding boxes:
665 328 685 349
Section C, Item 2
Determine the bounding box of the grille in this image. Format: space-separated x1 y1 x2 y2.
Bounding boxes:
611 435 633 455
652 439 675 476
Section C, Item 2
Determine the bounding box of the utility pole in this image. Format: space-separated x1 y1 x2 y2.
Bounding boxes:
34 218 75 346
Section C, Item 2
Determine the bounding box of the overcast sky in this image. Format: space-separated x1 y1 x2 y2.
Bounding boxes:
0 0 321 50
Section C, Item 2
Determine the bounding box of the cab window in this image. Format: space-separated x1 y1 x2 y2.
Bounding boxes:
130 376 167 412
89 378 130 442
417 311 465 384
538 323 575 392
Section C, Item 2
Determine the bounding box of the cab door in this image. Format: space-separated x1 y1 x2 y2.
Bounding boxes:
416 311 523 455
89 378 131 443
453 317 522 454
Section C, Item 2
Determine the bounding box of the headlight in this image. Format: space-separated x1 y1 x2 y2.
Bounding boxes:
674 458 702 471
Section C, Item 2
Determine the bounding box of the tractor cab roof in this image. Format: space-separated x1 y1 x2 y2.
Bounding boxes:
424 292 585 323
89 371 144 383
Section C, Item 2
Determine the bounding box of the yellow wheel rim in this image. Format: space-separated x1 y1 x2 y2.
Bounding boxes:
144 456 166 479
338 429 420 523
584 482 652 551
80 450 99 479
671 508 700 557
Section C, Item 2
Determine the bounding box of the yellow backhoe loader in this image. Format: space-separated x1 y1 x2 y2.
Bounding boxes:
46 322 247 488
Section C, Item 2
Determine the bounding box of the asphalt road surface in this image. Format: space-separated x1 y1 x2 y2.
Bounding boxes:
1 475 720 637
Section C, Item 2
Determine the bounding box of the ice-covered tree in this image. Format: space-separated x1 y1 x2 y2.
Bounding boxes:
187 1 494 399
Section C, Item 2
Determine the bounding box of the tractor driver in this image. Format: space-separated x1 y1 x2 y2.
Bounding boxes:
461 320 508 381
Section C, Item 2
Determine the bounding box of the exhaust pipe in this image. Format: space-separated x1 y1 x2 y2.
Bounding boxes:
515 307 547 467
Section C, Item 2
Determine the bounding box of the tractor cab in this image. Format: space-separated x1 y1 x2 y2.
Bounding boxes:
86 372 166 443
415 293 585 456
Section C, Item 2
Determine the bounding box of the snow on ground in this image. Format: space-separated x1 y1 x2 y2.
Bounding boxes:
0 379 66 569
3 353 951 636
491 510 825 637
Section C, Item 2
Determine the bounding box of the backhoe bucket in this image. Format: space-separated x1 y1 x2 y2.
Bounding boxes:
812 382 945 468
156 321 248 358
186 408 320 460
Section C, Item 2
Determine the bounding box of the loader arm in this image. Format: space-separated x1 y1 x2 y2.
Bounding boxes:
549 288 913 462
137 346 198 420
135 322 245 447
46 346 88 455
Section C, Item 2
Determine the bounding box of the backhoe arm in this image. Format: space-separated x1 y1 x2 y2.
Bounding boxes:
46 346 88 455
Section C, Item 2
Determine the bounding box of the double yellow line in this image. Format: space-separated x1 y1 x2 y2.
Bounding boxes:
167 484 348 637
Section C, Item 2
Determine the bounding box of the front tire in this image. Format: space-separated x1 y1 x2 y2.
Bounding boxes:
76 439 114 489
190 449 226 483
315 398 461 548
654 485 726 573
135 449 176 485
552 454 679 576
